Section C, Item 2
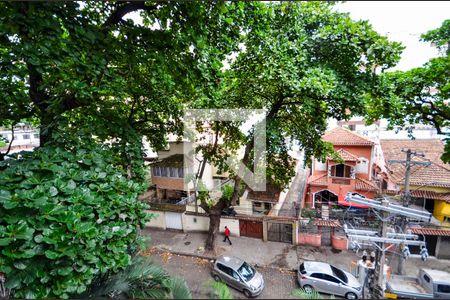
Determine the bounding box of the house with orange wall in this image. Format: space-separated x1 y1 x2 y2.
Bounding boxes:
304 127 381 209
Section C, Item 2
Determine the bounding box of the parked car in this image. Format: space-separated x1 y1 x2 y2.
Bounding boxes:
212 255 264 298
386 268 450 299
222 207 237 216
297 261 362 299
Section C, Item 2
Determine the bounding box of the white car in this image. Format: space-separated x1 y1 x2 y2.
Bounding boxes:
297 261 362 299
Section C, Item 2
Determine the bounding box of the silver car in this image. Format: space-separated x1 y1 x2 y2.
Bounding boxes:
212 255 264 298
297 261 362 299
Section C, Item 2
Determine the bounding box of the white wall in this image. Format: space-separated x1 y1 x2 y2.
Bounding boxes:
182 214 240 236
234 190 254 216
315 159 327 171
145 210 166 229
355 157 369 174
0 129 40 147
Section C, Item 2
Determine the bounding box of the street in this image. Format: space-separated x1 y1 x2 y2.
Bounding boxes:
145 249 298 299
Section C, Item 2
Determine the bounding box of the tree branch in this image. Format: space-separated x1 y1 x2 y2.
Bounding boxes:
0 124 15 161
103 2 158 27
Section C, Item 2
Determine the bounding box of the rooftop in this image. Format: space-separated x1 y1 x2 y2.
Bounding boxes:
328 148 360 162
380 139 450 189
322 127 374 146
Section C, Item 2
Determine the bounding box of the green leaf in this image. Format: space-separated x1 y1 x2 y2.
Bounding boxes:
0 189 12 203
14 261 27 270
0 238 12 246
5 274 21 289
45 250 59 259
50 186 58 197
34 234 43 243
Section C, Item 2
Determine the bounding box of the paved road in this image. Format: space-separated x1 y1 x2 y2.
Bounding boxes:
146 250 298 299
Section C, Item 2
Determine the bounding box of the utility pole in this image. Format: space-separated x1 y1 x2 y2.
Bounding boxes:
388 148 431 275
344 193 431 299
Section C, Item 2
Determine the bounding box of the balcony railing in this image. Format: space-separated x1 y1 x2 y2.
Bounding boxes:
331 178 351 185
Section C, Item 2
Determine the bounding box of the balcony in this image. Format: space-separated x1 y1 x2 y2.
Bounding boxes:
331 178 351 185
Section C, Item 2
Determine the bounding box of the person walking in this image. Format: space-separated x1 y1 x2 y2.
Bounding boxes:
223 226 232 245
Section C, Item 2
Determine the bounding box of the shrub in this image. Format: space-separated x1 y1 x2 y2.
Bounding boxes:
0 142 151 299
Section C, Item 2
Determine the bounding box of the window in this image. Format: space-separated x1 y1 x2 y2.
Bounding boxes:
22 134 30 140
331 265 348 283
152 166 161 177
178 168 184 178
299 263 306 275
322 274 340 284
423 274 430 283
438 285 450 293
217 263 234 277
161 167 168 177
33 133 39 139
310 273 324 280
238 262 255 281
169 167 177 177
348 124 356 131
331 164 351 178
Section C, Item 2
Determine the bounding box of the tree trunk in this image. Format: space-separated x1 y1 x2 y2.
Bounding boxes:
231 140 253 205
205 210 221 251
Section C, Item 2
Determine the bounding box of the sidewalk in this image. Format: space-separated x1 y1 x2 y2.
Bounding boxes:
143 228 450 276
143 228 299 270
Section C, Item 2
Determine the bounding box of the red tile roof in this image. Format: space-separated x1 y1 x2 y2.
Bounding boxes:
322 127 374 146
328 148 360 162
409 190 450 202
410 227 450 236
380 139 447 166
308 174 328 186
313 219 342 228
355 178 379 191
380 139 450 189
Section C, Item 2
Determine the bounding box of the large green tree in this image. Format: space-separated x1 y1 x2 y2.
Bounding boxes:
0 1 257 151
0 1 261 297
224 2 404 204
185 2 403 251
366 19 450 162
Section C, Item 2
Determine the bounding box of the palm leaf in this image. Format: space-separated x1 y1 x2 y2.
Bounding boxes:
291 288 323 299
210 281 233 299
165 276 192 299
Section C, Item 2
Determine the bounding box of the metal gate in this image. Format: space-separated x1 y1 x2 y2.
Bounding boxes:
239 220 263 239
165 212 183 230
267 222 293 243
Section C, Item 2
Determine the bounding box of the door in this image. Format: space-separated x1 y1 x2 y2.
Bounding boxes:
217 263 241 289
165 212 182 230
322 274 346 296
310 273 329 294
240 220 263 239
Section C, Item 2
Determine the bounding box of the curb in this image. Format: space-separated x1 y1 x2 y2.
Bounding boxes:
152 247 297 273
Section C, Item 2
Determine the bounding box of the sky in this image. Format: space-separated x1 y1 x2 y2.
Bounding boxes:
335 1 450 71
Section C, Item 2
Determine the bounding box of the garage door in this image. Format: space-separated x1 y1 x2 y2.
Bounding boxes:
239 220 263 239
165 212 183 230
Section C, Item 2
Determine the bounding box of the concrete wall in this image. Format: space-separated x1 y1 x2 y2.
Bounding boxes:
146 210 166 229
234 190 253 216
182 214 240 236
437 236 450 259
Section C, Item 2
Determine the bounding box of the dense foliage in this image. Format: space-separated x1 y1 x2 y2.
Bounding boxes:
0 1 260 149
85 256 192 299
0 139 151 299
365 19 450 162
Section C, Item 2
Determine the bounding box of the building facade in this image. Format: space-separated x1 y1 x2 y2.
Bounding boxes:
304 127 381 209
